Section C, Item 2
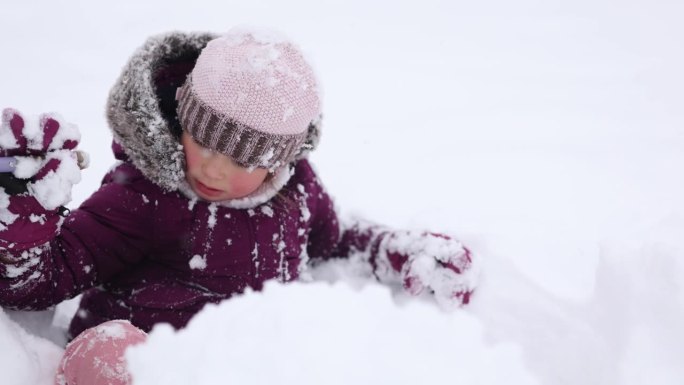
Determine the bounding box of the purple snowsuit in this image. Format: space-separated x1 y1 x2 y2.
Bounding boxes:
0 32 375 339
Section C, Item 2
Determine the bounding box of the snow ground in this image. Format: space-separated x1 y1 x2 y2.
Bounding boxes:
1 0 683 384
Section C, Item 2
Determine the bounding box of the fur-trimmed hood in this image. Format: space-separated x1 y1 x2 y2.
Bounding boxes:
106 31 217 192
105 31 322 208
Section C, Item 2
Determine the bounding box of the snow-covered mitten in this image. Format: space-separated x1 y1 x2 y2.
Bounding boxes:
0 108 82 251
374 231 478 307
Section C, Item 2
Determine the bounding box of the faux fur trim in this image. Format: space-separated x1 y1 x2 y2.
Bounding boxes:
106 31 217 192
105 31 317 208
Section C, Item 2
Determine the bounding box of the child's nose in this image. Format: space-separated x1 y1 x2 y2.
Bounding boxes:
202 156 230 180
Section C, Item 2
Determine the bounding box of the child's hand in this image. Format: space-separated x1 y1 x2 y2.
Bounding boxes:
379 231 478 308
0 108 82 210
0 108 83 250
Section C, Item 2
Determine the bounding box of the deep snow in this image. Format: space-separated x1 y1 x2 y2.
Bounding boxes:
1 0 683 384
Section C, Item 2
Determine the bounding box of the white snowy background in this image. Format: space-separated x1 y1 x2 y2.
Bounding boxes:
1 0 683 384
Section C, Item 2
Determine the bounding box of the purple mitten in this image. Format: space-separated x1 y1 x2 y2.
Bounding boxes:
0 108 81 251
375 231 478 307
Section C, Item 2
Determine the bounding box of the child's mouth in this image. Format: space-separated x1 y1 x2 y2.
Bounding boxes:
195 179 223 197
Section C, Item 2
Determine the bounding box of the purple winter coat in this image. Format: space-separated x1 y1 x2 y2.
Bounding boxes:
0 32 381 339
2 156 352 339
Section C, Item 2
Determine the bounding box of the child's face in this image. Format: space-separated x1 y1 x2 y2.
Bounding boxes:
181 131 269 201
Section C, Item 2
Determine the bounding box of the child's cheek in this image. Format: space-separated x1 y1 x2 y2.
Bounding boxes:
229 173 264 197
184 150 201 173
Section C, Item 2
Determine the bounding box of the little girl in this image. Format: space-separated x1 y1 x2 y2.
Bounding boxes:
0 28 477 385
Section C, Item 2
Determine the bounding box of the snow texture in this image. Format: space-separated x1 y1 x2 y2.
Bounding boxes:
0 309 62 385
94 322 128 341
13 156 43 179
0 111 20 149
1 0 684 384
42 113 81 151
29 150 82 210
127 281 539 385
189 254 207 270
0 188 19 229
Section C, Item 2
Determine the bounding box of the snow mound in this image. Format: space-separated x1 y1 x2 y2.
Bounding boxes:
468 216 684 385
591 217 684 385
127 281 539 385
0 309 63 385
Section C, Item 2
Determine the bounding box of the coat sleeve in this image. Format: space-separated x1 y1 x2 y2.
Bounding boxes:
302 160 476 308
0 164 154 310
302 161 390 270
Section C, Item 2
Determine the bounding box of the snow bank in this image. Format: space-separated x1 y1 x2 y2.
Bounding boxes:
126 281 538 385
0 309 63 385
591 218 684 384
1 220 683 385
469 216 684 385
1 0 683 384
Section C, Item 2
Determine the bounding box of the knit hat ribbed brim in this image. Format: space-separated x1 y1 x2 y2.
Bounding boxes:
176 28 321 170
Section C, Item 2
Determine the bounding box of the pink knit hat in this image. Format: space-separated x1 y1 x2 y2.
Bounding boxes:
176 28 321 170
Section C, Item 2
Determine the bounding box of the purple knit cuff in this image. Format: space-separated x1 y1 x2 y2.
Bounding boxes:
176 81 308 170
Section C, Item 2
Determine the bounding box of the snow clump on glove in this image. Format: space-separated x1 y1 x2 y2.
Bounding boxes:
377 231 479 308
0 108 82 249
